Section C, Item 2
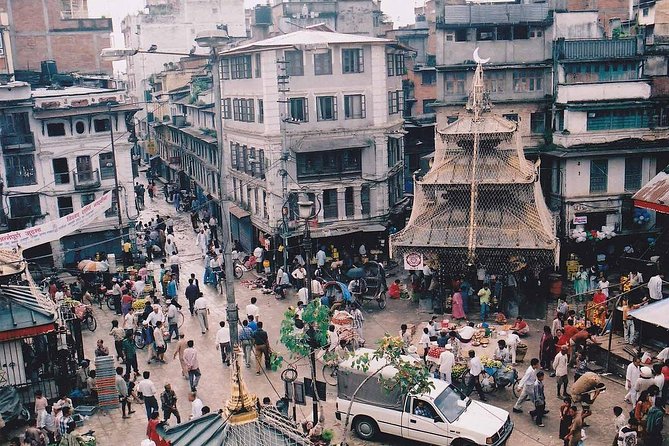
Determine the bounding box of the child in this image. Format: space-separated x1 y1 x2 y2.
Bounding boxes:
388 279 402 299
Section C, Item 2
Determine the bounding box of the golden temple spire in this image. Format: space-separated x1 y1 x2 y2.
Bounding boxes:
466 47 491 122
224 346 259 425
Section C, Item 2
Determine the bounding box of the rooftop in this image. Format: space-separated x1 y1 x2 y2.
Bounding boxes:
555 38 641 61
32 86 120 98
633 166 669 214
437 4 552 26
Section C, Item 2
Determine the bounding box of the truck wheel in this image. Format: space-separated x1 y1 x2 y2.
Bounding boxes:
451 439 476 446
353 416 378 441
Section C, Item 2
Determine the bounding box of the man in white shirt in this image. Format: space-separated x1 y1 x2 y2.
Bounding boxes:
188 392 203 420
439 344 455 384
297 286 309 303
466 350 487 401
132 279 146 298
657 346 669 362
647 273 664 301
552 345 569 398
311 279 324 298
193 295 209 333
419 327 431 362
625 356 641 404
291 266 307 289
507 331 521 365
316 248 326 268
253 245 264 272
166 301 179 341
153 321 166 363
215 321 231 366
245 297 259 321
598 277 610 298
145 305 165 327
136 371 159 419
123 308 135 331
513 358 540 413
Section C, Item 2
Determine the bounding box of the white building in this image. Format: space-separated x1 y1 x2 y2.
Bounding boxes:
218 28 406 254
0 86 139 266
122 0 246 138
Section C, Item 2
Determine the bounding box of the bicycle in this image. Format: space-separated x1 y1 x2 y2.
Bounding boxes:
232 260 245 279
322 360 339 386
161 301 185 329
479 366 520 397
133 328 146 349
82 307 97 332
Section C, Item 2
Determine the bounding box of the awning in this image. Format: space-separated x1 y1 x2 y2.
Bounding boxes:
291 135 371 153
632 168 669 214
629 298 669 329
229 205 251 219
311 223 386 238
33 103 141 119
0 285 57 341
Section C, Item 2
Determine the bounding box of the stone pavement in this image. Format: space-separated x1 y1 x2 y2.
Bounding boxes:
4 193 664 446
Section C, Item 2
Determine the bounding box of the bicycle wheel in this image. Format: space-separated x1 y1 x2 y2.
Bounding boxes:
218 279 225 295
106 295 115 311
322 363 338 386
86 315 97 332
512 379 520 398
134 331 145 349
177 311 185 328
480 371 496 394
234 265 243 279
377 291 387 309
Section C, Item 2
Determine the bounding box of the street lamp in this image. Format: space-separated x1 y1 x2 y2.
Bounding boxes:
195 30 240 345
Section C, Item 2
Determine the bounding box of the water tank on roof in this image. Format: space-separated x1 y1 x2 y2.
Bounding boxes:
255 5 272 25
40 60 58 83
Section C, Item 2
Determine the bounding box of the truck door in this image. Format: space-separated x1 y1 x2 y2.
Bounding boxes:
402 397 451 445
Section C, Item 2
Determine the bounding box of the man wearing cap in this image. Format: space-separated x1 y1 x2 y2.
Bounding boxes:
439 344 455 384
145 305 165 328
634 366 656 396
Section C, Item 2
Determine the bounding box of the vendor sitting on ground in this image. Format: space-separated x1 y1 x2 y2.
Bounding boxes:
458 322 476 343
388 279 402 300
436 330 449 348
510 316 530 337
494 340 511 363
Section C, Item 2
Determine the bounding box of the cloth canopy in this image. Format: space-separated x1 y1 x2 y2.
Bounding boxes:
629 299 669 328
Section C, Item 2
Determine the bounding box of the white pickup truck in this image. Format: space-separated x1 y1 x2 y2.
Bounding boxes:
334 348 513 446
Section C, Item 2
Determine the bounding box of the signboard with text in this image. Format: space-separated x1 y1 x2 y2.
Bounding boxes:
573 216 588 225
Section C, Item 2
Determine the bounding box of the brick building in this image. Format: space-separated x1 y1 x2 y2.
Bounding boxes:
0 0 112 74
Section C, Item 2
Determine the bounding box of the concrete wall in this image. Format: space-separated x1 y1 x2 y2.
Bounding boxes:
553 11 603 38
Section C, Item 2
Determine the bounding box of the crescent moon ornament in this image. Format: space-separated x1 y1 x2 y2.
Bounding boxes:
473 47 490 64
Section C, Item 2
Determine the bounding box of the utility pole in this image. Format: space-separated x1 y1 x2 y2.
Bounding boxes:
108 104 123 229
277 58 290 271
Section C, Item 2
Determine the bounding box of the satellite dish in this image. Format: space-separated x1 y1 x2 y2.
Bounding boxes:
473 47 490 64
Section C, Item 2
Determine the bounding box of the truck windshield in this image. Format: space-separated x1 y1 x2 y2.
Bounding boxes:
433 386 469 423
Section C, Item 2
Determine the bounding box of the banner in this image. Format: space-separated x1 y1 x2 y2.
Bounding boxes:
0 192 113 251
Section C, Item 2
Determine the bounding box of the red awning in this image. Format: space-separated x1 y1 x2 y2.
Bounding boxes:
633 169 669 214
0 323 55 342
633 199 669 214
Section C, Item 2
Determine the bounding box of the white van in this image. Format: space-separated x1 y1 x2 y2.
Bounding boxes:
334 348 513 446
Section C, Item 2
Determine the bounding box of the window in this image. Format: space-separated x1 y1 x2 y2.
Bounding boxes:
386 53 405 76
93 118 111 132
53 158 69 184
497 26 512 40
643 7 649 16
423 99 436 114
222 98 232 119
555 110 564 131
285 50 304 76
342 48 364 73
345 187 354 217
563 62 639 83
503 113 519 122
344 94 366 119
388 90 404 115
99 152 115 179
255 53 262 78
242 99 254 122
323 189 338 219
387 137 402 167
387 53 395 76
513 70 543 92
75 121 85 134
530 112 546 134
421 71 436 85
9 194 40 218
513 25 529 39
485 71 505 93
76 155 93 182
258 99 264 123
388 172 403 205
316 96 337 121
625 157 643 191
477 27 495 41
105 190 119 217
254 188 259 214
445 72 466 95
361 184 370 216
288 97 308 122
46 122 66 137
529 28 543 38
231 143 239 170
296 149 362 181
57 196 74 217
586 109 649 131
5 154 36 187
258 149 265 177
81 193 95 206
221 58 230 80
231 55 252 79
314 50 332 75
589 159 608 193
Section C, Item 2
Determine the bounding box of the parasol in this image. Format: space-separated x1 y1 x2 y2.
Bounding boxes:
346 267 364 279
78 260 109 273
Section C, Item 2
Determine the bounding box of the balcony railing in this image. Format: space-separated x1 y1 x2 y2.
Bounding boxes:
1 133 35 151
73 169 101 190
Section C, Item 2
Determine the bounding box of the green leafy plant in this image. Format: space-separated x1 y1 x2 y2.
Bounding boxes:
321 429 334 443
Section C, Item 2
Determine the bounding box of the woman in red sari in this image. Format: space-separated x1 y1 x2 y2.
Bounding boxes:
451 289 465 320
146 411 169 446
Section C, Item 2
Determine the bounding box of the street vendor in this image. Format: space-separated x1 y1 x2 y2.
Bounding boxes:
510 316 530 337
570 371 606 423
494 340 511 363
458 322 476 342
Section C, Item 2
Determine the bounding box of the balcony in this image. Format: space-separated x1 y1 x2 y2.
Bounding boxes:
73 169 101 190
556 81 650 104
1 133 35 151
555 38 640 61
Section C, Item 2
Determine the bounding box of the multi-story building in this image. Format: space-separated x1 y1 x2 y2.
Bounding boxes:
0 0 112 75
249 0 392 38
122 0 245 138
0 86 140 266
217 28 406 254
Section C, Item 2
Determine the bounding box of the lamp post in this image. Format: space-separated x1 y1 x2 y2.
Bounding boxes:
297 195 319 423
107 104 123 228
195 30 240 345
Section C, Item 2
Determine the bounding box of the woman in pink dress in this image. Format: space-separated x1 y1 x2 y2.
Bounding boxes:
451 289 466 319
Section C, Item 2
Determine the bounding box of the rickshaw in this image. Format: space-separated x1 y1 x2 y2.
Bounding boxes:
346 261 388 309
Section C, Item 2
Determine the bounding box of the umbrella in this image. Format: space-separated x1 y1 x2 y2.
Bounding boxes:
79 261 109 273
77 260 93 270
346 267 364 279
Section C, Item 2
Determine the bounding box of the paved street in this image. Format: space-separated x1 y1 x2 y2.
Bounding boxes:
31 193 654 446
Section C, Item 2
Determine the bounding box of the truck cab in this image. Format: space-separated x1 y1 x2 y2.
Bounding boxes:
334 348 513 446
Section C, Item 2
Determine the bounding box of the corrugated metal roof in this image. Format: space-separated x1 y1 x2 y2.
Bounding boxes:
439 4 551 25
0 285 57 337
556 38 640 60
633 168 669 214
